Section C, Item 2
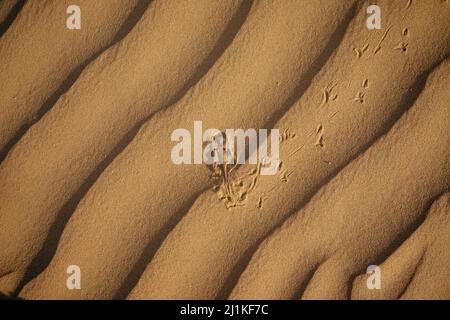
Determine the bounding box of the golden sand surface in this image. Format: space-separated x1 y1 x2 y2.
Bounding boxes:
0 0 448 300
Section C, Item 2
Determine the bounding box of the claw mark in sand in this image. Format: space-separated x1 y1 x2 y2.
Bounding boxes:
289 131 314 157
279 129 296 143
394 41 408 53
354 91 365 104
329 112 339 120
315 135 324 148
315 124 324 147
402 28 409 37
353 43 369 58
316 124 323 134
355 77 369 104
212 162 258 209
321 82 338 105
362 78 369 88
208 134 265 209
373 25 392 55
213 155 283 209
405 0 412 9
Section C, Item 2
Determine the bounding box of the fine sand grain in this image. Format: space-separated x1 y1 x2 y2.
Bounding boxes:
0 0 143 157
20 0 358 299
229 58 449 299
129 1 450 299
0 0 19 27
0 0 448 300
352 193 450 300
0 0 247 293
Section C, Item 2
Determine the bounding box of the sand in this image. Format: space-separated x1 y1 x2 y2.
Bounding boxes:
0 0 247 294
0 0 19 28
351 193 450 299
130 0 449 299
19 0 357 299
229 59 449 299
0 0 449 300
0 0 143 158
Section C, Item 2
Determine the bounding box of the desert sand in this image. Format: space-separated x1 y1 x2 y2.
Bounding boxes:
0 0 247 293
0 0 18 27
0 0 449 300
0 0 143 158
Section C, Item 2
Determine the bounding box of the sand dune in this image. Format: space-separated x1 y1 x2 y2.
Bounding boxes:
129 1 450 299
0 0 19 28
0 0 247 294
0 0 448 300
229 59 449 299
20 0 359 299
0 0 143 158
352 193 450 300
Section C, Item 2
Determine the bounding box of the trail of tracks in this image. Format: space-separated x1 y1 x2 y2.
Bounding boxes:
0 0 448 299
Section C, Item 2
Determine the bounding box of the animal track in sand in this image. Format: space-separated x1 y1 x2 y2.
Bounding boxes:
362 78 369 88
373 25 392 55
1 0 449 300
353 43 369 59
353 91 365 103
405 0 413 10
210 155 259 209
321 83 338 105
394 41 408 53
315 125 325 148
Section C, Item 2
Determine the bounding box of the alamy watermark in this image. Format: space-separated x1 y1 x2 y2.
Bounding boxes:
66 265 81 290
170 121 280 176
